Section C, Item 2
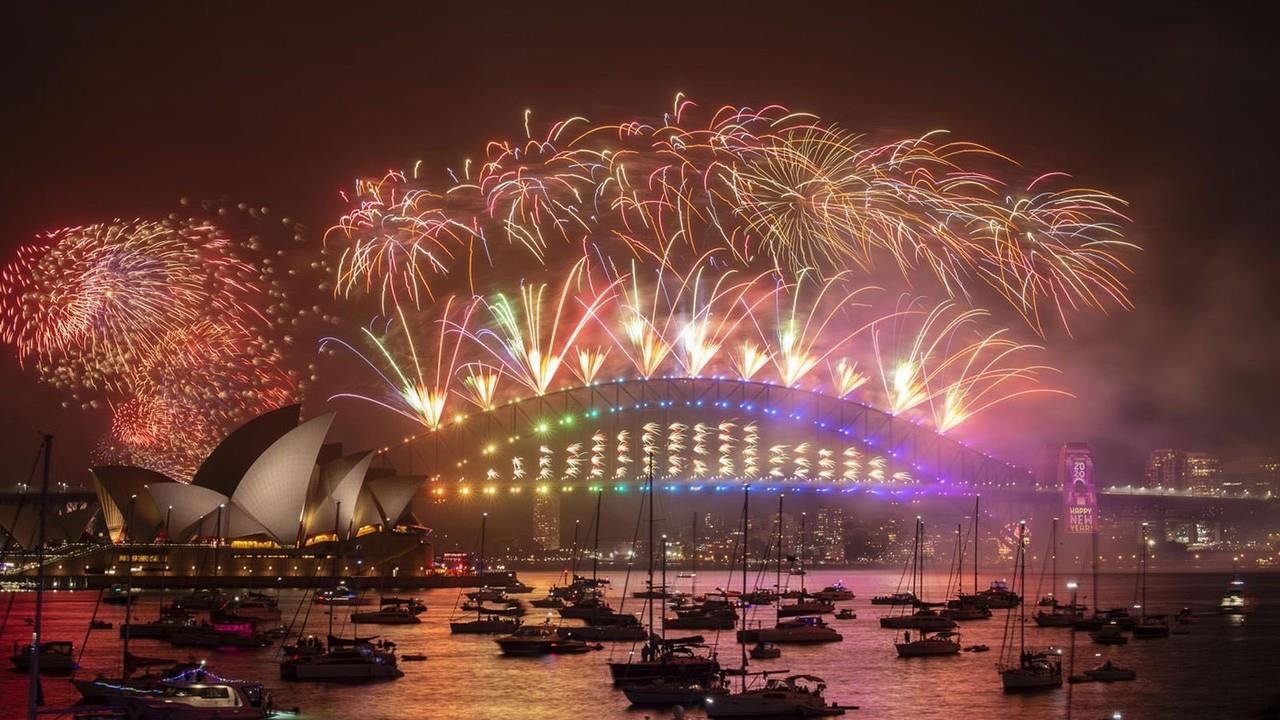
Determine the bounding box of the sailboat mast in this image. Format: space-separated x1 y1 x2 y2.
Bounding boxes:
1018 522 1026 655
776 495 783 624
646 454 654 650
660 533 667 644
799 512 806 595
479 512 487 577
1092 530 1100 614
329 501 340 639
27 434 51 720
591 491 602 584
691 512 698 597
1051 517 1058 601
739 484 749 692
910 517 920 601
973 496 980 595
1140 523 1148 621
122 494 138 676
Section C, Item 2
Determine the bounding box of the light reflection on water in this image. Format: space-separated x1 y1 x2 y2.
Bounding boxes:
1 570 1275 719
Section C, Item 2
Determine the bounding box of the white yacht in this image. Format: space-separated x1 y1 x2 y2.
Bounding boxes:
107 680 269 719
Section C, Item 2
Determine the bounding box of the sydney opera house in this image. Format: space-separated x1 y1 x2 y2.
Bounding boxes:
2 406 455 589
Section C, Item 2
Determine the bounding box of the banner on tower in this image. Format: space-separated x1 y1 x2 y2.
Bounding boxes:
1060 443 1097 534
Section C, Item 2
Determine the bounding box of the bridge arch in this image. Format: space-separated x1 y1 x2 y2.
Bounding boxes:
379 377 1033 498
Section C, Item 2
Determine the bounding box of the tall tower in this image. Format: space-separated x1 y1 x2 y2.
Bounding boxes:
1059 443 1097 534
532 491 561 550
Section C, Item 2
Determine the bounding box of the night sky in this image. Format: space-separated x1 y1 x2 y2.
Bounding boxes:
2 3 1275 486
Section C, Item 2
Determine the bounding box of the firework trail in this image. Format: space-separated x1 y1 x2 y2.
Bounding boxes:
0 201 332 479
329 97 1135 335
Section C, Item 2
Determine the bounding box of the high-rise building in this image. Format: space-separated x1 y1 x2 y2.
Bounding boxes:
532 491 561 550
1144 449 1186 489
1185 452 1222 493
813 508 847 563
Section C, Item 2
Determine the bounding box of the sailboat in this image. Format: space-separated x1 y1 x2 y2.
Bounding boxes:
775 513 835 618
1131 523 1170 639
880 518 957 631
451 513 523 635
704 485 845 719
943 509 992 621
746 495 841 644
280 501 403 682
1034 518 1085 627
997 522 1062 692
610 455 720 688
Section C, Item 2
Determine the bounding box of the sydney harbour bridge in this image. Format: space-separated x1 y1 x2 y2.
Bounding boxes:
378 376 1275 543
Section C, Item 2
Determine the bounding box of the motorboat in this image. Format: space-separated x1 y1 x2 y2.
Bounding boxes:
665 600 738 630
977 579 1021 609
835 608 856 620
623 678 730 706
103 583 142 605
314 584 366 605
170 621 270 648
351 605 421 625
215 593 283 622
741 589 777 605
494 623 589 656
705 673 845 718
1176 607 1197 624
557 596 616 621
171 589 225 611
895 630 961 657
1000 651 1063 691
123 608 193 639
776 598 835 617
106 680 269 719
450 615 522 634
870 592 918 606
74 660 265 707
1075 659 1137 682
280 638 403 681
1218 577 1249 615
1089 623 1128 645
941 601 993 621
529 596 566 609
89 619 113 630
503 580 535 594
964 644 990 653
754 616 843 644
1034 603 1084 627
375 596 427 614
749 641 782 659
9 640 77 673
812 583 854 602
467 587 511 603
878 609 957 631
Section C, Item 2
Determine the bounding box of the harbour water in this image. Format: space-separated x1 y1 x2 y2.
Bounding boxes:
2 570 1275 719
